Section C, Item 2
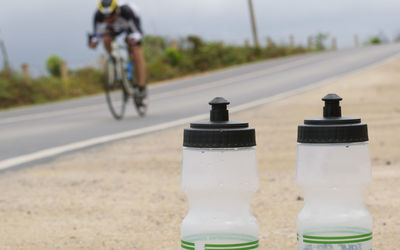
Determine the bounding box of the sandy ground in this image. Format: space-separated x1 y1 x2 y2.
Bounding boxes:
1 55 400 249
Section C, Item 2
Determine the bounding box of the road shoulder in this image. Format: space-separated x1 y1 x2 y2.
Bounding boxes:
0 57 399 249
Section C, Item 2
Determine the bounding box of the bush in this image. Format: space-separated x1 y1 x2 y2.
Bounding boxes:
147 57 180 82
143 35 167 63
165 48 183 67
0 67 104 109
312 33 329 51
46 54 63 77
143 35 314 82
369 36 382 45
187 35 204 53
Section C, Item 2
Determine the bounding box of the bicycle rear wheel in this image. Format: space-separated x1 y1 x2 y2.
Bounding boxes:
104 59 128 120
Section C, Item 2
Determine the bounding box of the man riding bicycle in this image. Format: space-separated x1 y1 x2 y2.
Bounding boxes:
89 0 147 98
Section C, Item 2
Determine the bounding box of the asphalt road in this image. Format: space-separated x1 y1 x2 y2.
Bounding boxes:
1 44 400 170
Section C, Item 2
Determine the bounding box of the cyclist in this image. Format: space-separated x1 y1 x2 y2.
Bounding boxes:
89 0 147 98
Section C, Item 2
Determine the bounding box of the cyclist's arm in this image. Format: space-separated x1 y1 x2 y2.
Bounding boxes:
120 4 143 43
90 11 105 45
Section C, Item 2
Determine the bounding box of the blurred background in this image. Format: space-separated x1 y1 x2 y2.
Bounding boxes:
1 0 400 75
1 0 400 109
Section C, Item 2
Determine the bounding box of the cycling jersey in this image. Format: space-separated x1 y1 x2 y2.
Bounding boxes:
92 3 143 45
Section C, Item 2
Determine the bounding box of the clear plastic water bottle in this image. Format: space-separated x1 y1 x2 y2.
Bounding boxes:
296 94 372 250
181 97 259 250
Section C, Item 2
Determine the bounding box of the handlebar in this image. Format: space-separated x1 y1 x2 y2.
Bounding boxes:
88 32 102 43
88 32 105 49
87 30 133 50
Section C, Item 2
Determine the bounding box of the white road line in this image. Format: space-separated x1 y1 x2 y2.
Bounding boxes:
0 114 209 170
0 53 399 171
0 55 322 125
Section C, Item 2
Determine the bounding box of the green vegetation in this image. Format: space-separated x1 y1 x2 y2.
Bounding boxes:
144 35 309 82
0 68 103 109
1 35 316 110
46 54 63 77
368 36 382 45
310 33 329 51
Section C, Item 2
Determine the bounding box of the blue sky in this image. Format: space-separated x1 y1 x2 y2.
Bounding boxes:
1 0 400 75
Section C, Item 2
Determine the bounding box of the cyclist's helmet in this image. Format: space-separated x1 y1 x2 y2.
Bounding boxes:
98 0 118 16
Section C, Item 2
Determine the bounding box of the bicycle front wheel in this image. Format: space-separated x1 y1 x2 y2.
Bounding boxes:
104 59 128 120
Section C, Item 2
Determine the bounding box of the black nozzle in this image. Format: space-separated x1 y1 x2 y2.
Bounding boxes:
209 97 230 122
184 97 255 148
322 93 342 118
298 93 368 143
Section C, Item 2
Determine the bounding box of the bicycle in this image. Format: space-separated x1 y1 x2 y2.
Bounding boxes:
88 33 147 120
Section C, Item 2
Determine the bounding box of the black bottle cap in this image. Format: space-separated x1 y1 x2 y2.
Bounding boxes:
297 94 368 143
183 97 256 148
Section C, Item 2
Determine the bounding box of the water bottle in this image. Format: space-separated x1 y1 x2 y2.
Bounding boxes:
125 61 133 80
296 94 372 250
181 97 259 250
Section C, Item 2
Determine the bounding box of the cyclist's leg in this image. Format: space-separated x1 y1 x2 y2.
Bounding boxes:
126 38 147 91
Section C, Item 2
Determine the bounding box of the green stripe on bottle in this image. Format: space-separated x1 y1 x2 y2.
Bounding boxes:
181 244 195 250
206 240 258 247
181 240 258 249
182 233 258 249
302 226 371 236
303 236 372 244
206 244 258 250
181 240 195 246
299 227 373 245
303 232 372 240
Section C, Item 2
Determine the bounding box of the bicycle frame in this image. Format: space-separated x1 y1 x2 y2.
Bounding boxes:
110 41 135 96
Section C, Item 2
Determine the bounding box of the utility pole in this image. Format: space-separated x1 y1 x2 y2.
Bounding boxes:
21 63 30 79
0 40 10 70
248 0 259 47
